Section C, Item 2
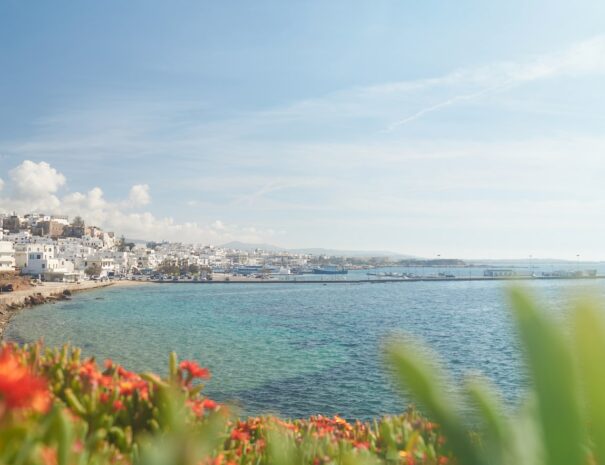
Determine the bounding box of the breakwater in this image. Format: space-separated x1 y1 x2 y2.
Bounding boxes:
148 275 605 284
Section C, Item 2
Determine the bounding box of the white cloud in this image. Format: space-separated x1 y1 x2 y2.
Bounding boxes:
128 184 151 207
212 220 225 230
9 160 66 199
0 160 277 245
0 178 4 191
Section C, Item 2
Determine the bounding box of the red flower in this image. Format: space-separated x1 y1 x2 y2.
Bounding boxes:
79 360 103 385
117 366 138 380
179 360 211 380
353 441 370 449
230 429 250 442
202 398 218 410
100 375 114 388
0 347 50 413
113 400 125 411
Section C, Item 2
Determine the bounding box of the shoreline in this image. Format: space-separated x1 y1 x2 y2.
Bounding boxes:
148 274 605 284
0 280 146 339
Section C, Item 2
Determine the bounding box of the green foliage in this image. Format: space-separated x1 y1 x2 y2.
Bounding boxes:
387 286 605 465
0 343 449 465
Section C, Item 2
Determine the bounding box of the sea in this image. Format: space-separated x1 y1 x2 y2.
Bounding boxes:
6 263 605 420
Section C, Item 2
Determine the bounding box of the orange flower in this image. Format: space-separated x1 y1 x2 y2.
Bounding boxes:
118 380 136 395
187 399 205 417
100 375 114 388
40 446 58 465
0 347 50 413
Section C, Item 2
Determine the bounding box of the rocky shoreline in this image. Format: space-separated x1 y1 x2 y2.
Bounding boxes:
0 281 117 339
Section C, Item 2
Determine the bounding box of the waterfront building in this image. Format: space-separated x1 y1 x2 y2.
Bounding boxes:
484 269 516 277
15 243 56 269
0 241 15 271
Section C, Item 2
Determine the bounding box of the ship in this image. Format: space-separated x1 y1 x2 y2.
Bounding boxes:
311 265 348 275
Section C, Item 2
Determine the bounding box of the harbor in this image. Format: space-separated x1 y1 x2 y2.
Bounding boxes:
147 273 605 284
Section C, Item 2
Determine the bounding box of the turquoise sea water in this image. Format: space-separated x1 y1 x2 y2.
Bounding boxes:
6 269 605 419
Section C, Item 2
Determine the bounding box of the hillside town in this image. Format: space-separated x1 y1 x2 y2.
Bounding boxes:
0 212 318 282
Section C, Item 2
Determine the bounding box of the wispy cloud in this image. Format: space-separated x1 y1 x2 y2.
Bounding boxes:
1 36 605 256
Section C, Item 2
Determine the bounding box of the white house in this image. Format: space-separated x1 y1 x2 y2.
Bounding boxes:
82 235 104 249
15 244 56 270
0 241 15 271
82 256 115 277
22 246 54 276
4 231 33 245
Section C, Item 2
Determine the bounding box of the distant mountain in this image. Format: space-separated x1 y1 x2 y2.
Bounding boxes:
220 241 415 258
288 247 416 258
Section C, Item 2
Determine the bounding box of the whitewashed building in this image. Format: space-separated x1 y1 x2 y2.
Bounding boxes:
15 243 56 269
0 241 15 271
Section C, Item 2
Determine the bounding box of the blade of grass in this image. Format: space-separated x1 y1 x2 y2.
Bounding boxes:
466 376 509 465
509 288 585 465
387 340 482 465
573 299 605 465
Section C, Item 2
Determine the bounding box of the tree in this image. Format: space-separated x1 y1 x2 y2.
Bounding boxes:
84 263 101 278
72 216 85 228
157 260 180 275
117 235 127 252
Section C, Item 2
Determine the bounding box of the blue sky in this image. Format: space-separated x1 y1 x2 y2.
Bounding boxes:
1 1 605 259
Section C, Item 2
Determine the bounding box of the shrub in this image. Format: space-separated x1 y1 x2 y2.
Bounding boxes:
0 343 448 464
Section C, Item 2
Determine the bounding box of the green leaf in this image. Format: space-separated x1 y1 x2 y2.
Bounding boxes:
509 287 586 465
64 388 87 416
169 352 178 381
386 339 482 465
466 376 509 465
573 298 605 465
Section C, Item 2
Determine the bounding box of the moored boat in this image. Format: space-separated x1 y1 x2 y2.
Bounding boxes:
312 265 348 275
